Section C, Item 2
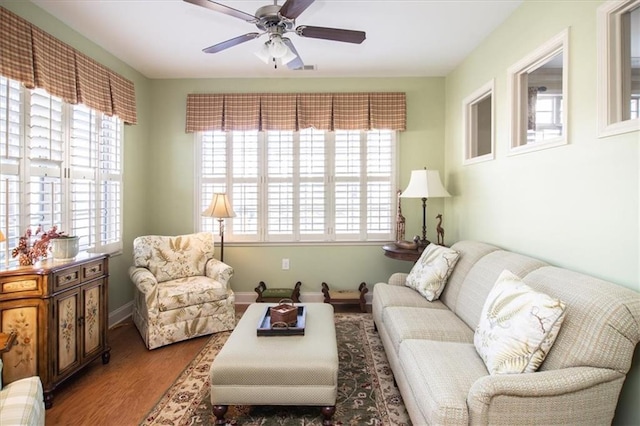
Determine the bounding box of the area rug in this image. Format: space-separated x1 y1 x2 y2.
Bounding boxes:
141 313 411 425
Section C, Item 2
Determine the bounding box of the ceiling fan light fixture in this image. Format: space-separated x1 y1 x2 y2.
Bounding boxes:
280 46 298 65
254 42 271 64
268 35 290 59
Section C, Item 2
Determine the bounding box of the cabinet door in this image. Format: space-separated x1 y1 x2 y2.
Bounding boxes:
0 299 45 384
82 280 105 359
54 288 81 380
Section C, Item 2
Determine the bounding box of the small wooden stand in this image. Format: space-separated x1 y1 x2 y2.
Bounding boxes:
254 281 302 303
321 282 368 312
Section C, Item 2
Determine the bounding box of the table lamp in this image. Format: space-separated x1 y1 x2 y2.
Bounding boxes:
400 168 450 246
202 193 235 262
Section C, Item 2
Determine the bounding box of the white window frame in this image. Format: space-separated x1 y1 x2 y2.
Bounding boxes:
462 79 495 165
597 0 640 137
0 76 124 268
508 28 569 156
194 129 398 244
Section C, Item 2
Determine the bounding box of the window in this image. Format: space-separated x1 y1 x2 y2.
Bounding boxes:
196 129 396 242
0 76 123 268
597 0 640 136
508 29 569 155
463 80 495 165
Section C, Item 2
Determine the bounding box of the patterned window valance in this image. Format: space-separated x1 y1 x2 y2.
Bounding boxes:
0 6 137 124
185 92 406 132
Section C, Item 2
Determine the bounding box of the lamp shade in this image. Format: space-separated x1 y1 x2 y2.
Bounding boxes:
202 193 236 218
400 169 451 198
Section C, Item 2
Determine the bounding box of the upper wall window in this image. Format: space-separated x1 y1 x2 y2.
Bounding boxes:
463 80 494 165
597 0 640 137
508 29 569 155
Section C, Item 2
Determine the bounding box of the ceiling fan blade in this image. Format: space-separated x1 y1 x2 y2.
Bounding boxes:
296 25 366 44
203 33 261 54
279 0 315 20
183 0 257 22
282 38 304 70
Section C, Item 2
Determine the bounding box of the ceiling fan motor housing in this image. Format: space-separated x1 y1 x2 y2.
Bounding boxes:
255 4 294 34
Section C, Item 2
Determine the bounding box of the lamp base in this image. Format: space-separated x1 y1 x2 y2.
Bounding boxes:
413 235 431 248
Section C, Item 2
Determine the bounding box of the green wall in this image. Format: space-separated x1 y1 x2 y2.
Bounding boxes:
147 77 445 293
444 1 639 423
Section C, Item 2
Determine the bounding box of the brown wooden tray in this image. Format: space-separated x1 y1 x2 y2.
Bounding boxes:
257 305 306 336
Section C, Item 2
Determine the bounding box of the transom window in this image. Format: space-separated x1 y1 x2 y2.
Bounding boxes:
196 129 397 242
0 76 123 267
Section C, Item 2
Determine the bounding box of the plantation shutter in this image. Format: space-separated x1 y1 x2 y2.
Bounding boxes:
231 131 259 237
266 131 294 238
26 88 64 230
0 77 23 266
298 128 325 236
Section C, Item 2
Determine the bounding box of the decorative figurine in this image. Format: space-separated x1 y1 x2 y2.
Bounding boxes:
395 189 406 242
436 214 445 246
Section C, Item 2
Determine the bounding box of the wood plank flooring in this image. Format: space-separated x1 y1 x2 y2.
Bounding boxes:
44 303 365 425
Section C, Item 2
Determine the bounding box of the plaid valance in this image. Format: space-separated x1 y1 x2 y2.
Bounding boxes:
0 6 137 124
185 92 406 132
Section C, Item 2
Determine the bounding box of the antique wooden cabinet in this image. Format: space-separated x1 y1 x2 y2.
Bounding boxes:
0 253 110 408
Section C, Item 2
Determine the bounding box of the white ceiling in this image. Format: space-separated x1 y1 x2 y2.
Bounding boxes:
29 0 523 79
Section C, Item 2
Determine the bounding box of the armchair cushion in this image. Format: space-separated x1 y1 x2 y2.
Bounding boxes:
133 234 214 283
158 276 230 312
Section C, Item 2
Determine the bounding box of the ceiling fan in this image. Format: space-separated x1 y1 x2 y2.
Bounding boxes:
183 0 366 69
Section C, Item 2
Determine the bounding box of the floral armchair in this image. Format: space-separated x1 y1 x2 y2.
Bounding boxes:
129 232 235 350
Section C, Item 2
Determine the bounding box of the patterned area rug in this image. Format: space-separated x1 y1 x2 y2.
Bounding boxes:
141 313 411 425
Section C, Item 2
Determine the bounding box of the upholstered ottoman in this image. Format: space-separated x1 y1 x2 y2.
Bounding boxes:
210 303 338 425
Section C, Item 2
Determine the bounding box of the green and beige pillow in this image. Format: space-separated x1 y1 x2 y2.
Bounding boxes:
404 244 460 301
474 269 567 375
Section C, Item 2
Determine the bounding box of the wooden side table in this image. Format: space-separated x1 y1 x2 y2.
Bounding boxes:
382 243 424 262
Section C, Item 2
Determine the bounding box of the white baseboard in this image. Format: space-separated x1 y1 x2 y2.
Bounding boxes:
109 301 133 328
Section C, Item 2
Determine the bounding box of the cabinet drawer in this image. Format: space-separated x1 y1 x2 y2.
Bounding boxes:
0 275 42 298
53 267 81 291
82 260 106 281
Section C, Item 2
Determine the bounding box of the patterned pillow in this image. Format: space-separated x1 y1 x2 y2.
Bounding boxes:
474 270 567 375
404 244 460 301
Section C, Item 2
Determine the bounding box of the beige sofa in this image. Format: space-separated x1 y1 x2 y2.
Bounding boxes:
373 240 640 425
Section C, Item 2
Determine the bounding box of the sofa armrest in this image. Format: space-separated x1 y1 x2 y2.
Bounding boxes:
205 258 234 288
468 366 625 425
388 272 409 286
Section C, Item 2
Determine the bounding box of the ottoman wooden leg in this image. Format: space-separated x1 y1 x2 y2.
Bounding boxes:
212 405 228 425
321 405 336 426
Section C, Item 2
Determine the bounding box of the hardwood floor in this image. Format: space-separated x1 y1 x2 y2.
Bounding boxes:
44 303 366 425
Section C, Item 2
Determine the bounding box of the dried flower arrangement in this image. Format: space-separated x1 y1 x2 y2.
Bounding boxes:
12 225 67 266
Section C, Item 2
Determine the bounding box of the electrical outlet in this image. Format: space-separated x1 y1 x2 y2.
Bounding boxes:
282 258 290 270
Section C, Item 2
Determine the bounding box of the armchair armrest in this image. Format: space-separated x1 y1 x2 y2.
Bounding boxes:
468 366 624 425
205 258 234 288
129 266 158 294
388 272 408 286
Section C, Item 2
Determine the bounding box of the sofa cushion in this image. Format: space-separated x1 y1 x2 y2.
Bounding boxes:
405 244 460 301
399 339 487 425
383 306 474 354
474 270 566 374
157 276 229 312
372 283 448 329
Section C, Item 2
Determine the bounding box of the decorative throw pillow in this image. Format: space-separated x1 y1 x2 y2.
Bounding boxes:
474 270 567 375
404 244 460 301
